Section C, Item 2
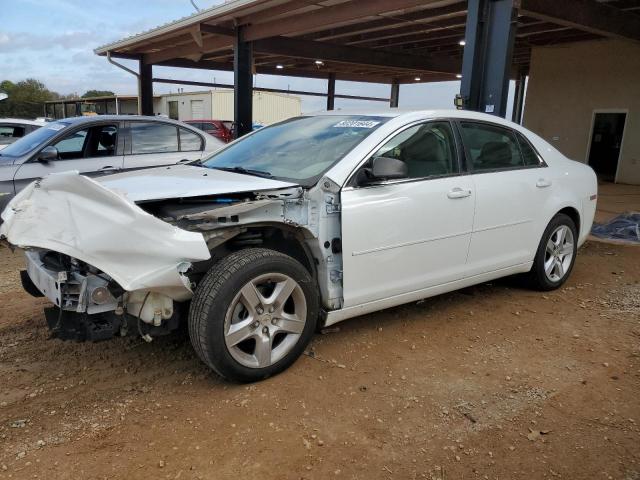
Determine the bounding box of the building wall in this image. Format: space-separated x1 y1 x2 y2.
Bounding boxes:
211 90 302 125
523 39 640 185
156 92 213 120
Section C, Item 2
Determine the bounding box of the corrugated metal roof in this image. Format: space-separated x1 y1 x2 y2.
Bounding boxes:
94 0 266 55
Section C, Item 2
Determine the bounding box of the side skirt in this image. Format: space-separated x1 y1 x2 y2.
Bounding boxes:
323 262 533 327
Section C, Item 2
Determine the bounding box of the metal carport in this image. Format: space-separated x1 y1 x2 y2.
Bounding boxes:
94 0 640 138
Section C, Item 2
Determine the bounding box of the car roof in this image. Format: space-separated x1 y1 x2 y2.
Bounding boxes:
51 115 197 126
0 118 47 126
308 108 521 129
184 119 229 123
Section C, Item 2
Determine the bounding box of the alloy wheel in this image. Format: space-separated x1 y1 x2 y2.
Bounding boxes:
544 225 575 282
224 273 307 369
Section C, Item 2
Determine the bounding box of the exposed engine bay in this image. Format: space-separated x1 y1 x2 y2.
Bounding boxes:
1 169 344 342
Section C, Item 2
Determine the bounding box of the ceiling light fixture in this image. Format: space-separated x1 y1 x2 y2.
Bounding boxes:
315 60 324 66
276 64 284 69
459 40 466 46
456 74 463 79
414 76 421 81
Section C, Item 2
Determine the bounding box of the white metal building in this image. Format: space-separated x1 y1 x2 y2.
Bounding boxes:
155 90 301 125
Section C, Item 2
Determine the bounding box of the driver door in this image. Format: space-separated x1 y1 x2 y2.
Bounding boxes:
13 123 124 193
340 120 476 308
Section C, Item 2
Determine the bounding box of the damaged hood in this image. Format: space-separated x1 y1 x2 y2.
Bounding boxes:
97 164 298 203
0 171 212 300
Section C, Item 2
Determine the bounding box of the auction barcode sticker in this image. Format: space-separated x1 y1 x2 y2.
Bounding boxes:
333 120 380 128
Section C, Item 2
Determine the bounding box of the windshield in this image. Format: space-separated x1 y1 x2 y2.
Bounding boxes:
202 115 389 184
1 121 69 157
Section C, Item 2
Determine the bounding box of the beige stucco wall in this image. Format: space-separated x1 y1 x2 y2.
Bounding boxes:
523 39 640 185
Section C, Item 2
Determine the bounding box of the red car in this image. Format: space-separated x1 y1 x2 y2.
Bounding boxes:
185 120 233 143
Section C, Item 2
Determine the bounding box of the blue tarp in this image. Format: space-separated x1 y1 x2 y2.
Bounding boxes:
591 212 640 243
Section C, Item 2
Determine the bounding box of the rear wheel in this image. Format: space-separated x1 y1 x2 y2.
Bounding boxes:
526 213 577 291
188 248 318 382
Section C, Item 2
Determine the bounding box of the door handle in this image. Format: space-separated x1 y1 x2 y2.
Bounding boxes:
98 166 118 172
447 187 472 199
178 158 191 163
536 178 552 188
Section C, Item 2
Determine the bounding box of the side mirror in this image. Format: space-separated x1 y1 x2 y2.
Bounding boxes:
38 146 58 162
371 156 408 180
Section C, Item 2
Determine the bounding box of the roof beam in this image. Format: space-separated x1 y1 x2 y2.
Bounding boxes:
519 0 640 42
252 36 460 74
152 77 390 102
242 0 450 41
308 3 467 41
144 35 231 64
155 58 396 84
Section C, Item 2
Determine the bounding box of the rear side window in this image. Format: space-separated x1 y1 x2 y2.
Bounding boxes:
516 131 543 166
459 122 524 171
130 122 178 154
179 128 203 151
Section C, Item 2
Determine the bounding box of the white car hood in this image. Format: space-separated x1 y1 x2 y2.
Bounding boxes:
98 164 297 202
0 167 299 300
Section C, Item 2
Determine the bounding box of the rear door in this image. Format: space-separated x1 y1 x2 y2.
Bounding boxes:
121 121 205 171
457 121 552 275
13 122 124 192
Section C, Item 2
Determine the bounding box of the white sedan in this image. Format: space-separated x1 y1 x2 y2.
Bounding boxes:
0 118 46 150
1 109 597 382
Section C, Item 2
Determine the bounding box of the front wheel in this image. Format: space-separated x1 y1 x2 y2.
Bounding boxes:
526 213 578 291
188 248 318 382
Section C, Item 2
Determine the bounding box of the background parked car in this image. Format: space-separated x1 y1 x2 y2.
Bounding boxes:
0 118 46 150
0 115 224 211
185 119 233 143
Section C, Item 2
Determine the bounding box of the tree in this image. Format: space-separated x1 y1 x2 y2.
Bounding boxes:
81 90 115 98
0 78 61 118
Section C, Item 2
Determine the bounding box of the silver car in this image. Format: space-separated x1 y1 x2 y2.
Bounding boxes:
0 115 224 211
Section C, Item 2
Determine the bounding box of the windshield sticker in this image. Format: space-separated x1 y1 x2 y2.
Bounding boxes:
46 124 65 131
333 120 381 129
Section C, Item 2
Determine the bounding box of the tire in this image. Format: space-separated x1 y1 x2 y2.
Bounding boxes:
526 213 578 291
188 248 319 382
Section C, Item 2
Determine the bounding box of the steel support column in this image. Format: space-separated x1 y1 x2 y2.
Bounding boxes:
390 81 400 108
511 71 527 124
326 73 336 111
138 61 154 116
459 0 517 117
234 26 253 138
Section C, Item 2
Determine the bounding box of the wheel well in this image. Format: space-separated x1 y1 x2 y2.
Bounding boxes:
557 207 581 233
210 225 316 276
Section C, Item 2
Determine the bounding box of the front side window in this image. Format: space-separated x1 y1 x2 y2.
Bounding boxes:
372 121 458 179
460 122 524 171
202 115 389 184
54 129 89 158
0 125 25 138
179 128 202 152
51 124 118 160
130 122 178 154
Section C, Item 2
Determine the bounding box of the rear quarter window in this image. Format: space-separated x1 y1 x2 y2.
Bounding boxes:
130 122 179 154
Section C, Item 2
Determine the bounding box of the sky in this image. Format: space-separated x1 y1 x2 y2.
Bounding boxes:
1 0 515 114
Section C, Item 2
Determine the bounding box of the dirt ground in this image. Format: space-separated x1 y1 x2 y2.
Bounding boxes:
1 193 640 479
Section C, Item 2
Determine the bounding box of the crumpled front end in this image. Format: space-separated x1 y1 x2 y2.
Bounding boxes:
1 171 211 340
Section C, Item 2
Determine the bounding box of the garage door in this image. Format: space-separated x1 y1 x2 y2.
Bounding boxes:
190 100 204 119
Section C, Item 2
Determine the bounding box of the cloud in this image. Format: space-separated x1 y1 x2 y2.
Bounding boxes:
0 31 105 53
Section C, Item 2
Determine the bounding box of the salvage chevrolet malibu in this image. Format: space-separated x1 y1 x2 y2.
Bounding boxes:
0 110 597 382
